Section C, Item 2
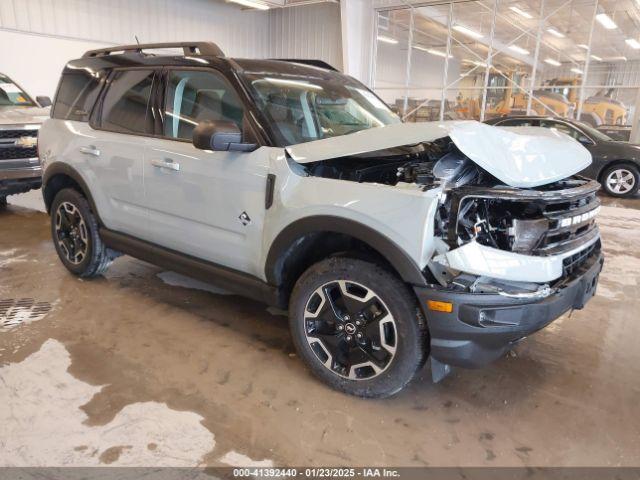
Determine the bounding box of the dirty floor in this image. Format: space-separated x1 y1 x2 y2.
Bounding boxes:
0 192 639 467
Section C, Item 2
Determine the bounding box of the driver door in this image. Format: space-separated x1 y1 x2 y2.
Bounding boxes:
143 69 269 275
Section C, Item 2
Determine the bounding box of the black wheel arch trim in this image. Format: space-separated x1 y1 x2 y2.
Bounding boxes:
42 163 102 223
265 216 428 287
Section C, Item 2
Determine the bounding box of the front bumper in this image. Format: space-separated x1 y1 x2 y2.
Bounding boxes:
414 249 604 375
0 165 42 195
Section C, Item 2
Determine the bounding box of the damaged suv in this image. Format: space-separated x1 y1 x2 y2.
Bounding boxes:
39 43 604 397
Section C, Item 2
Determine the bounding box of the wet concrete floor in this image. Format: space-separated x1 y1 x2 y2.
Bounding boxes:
0 193 639 467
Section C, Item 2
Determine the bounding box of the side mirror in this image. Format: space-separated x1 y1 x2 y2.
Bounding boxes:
36 96 52 107
577 135 593 145
192 120 257 152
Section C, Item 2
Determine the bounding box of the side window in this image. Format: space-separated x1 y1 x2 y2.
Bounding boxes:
52 72 102 121
100 70 155 134
498 119 534 127
164 70 244 141
540 120 579 139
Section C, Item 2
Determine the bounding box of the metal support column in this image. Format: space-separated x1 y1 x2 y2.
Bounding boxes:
526 0 545 115
577 0 599 122
402 8 415 117
479 0 497 122
439 2 454 121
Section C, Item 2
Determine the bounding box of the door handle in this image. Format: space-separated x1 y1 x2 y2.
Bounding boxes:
79 145 100 156
151 158 180 172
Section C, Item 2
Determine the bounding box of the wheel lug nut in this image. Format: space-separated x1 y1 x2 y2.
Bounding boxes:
337 325 344 331
355 320 361 326
346 335 352 341
356 332 363 339
344 315 350 321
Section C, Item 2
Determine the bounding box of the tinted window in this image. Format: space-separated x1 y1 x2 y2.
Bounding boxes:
164 70 244 140
539 120 579 139
497 118 534 127
100 70 155 134
53 72 101 121
0 73 35 107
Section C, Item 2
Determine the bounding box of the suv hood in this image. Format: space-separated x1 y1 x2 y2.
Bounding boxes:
0 105 50 125
286 120 592 188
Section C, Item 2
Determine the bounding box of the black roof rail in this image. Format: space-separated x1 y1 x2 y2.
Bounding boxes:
272 59 338 72
82 42 225 58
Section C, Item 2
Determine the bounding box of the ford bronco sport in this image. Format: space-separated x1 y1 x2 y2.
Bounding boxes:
39 42 604 397
0 73 52 207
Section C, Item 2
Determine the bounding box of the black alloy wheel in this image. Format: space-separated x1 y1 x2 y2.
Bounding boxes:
304 279 397 380
55 201 89 265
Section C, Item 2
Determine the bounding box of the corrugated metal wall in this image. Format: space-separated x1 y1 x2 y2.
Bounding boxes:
0 0 342 95
0 0 341 61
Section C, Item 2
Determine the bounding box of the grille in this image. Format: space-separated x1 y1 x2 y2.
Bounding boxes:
533 191 600 256
562 240 600 277
0 146 38 160
0 129 38 139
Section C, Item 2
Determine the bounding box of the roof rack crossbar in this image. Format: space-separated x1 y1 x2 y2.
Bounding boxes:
82 42 224 58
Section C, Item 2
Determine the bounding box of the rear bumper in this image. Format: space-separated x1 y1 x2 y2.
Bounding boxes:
0 165 42 195
414 250 604 371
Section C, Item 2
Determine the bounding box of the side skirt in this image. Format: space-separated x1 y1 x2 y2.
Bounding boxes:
99 228 283 307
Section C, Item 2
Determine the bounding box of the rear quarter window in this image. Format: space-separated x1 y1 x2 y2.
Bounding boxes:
52 72 102 121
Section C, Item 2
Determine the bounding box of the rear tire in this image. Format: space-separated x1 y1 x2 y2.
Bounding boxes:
601 163 640 197
50 188 114 277
0 196 6 209
289 257 428 398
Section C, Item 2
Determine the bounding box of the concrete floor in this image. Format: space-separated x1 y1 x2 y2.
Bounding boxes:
1 190 639 467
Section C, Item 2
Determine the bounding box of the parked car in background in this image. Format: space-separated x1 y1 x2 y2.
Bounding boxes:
0 73 51 207
597 124 631 142
485 115 640 197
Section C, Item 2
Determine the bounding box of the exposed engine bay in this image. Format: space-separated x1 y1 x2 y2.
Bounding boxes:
295 135 602 295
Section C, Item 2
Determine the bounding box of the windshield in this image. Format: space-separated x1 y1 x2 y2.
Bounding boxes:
576 121 613 142
242 73 400 146
0 73 35 107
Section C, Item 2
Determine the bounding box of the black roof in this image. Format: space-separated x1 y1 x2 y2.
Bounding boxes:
65 42 341 81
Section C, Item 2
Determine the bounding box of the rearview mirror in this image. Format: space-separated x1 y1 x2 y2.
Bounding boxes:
192 120 257 152
36 96 52 107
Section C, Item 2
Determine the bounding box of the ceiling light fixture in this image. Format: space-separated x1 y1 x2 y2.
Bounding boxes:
578 44 589 50
625 38 640 49
509 6 533 19
377 35 399 45
453 24 483 39
227 0 269 10
544 58 561 66
547 28 565 38
571 68 583 74
591 54 603 61
608 55 628 61
595 13 617 30
509 45 530 55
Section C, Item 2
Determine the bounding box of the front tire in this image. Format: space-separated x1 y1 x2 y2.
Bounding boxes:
289 257 427 398
601 163 640 197
50 188 113 277
0 196 6 209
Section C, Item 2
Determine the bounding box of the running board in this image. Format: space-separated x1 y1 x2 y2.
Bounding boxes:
99 228 282 307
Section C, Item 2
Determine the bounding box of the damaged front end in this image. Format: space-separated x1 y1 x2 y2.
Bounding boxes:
285 121 604 380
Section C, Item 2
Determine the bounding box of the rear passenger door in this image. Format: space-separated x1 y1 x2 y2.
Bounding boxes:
143 68 269 275
88 69 156 236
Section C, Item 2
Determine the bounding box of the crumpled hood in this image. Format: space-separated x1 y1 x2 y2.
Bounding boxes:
286 120 592 188
0 105 50 125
